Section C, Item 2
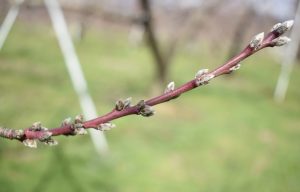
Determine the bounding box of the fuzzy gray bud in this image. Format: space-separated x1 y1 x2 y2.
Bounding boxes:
249 32 264 50
136 100 155 117
139 105 155 117
271 20 294 35
115 100 125 111
62 117 72 126
73 128 87 135
31 122 42 131
74 114 84 124
44 138 58 146
271 36 291 46
164 81 175 94
116 97 132 111
195 74 215 86
23 139 37 148
97 122 116 131
123 97 132 109
229 64 241 72
195 69 209 79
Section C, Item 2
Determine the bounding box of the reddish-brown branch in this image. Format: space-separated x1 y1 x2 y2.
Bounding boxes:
0 21 293 148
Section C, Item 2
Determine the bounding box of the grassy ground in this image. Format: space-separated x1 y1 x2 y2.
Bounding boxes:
0 24 300 192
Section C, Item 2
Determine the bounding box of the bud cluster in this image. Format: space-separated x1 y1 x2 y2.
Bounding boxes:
70 115 87 135
23 121 58 148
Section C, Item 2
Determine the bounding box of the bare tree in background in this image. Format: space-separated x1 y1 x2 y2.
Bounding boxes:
139 0 169 84
138 0 218 85
226 7 256 60
0 0 9 19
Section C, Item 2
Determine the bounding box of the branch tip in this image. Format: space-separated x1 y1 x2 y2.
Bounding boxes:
271 20 294 35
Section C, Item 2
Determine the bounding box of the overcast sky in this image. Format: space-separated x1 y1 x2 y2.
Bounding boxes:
155 0 296 19
253 0 296 19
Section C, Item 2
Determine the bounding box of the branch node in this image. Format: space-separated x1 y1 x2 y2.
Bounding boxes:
195 69 209 79
70 115 87 135
39 132 58 146
39 131 52 141
30 122 48 132
195 70 214 86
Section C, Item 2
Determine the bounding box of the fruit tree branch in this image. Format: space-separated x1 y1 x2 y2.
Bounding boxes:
0 20 294 148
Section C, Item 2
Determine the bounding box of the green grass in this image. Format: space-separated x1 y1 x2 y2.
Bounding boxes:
0 23 300 192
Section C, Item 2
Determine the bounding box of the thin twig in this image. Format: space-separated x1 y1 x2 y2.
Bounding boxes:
0 20 294 148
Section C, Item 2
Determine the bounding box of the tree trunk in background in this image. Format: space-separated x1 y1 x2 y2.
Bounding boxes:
297 43 300 61
139 0 168 84
0 0 9 20
226 8 256 60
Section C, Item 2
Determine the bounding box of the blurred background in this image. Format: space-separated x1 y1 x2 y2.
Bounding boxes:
0 0 300 191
